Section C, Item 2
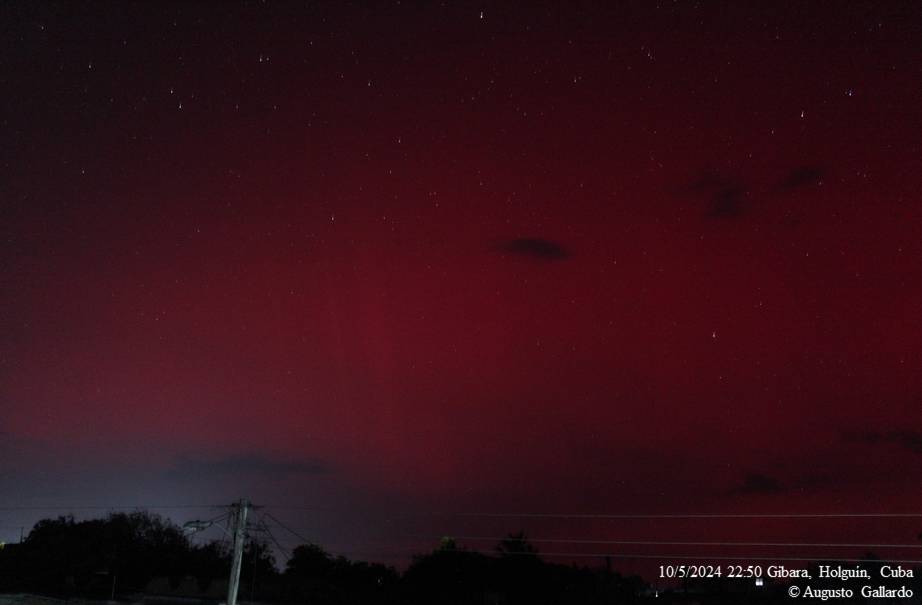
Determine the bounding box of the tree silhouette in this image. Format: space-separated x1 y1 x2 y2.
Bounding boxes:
286 542 335 577
2 512 218 597
241 537 276 600
283 542 397 604
403 541 493 605
0 512 661 604
496 531 538 557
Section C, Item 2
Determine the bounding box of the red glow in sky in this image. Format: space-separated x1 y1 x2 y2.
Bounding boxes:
2 1 922 566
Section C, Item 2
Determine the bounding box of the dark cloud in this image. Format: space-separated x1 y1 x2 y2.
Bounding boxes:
841 429 922 454
165 453 329 481
500 238 569 261
732 472 785 495
708 186 748 218
682 170 749 218
683 165 826 218
777 166 825 192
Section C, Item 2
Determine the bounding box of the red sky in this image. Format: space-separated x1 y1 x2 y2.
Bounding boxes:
2 1 921 568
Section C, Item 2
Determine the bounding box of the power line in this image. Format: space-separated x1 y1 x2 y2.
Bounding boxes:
433 512 922 520
259 505 331 512
252 515 292 564
476 550 922 565
424 535 922 549
258 507 922 520
261 511 409 564
194 510 234 531
298 546 922 566
6 504 920 519
0 504 223 511
0 503 922 519
260 545 922 566
264 511 315 545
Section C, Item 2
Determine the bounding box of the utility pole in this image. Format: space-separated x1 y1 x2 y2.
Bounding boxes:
226 498 249 605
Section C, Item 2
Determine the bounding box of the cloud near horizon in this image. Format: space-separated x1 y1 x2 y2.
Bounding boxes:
165 453 330 481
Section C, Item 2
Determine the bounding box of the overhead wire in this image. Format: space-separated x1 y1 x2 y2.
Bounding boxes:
425 511 922 520
251 512 292 563
412 535 922 550
264 511 315 545
6 502 921 567
0 504 223 511
4 503 920 519
468 550 922 564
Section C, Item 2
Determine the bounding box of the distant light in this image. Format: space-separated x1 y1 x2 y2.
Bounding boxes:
755 578 764 587
183 520 213 534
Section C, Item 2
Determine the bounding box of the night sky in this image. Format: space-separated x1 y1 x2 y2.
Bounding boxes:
2 1 922 569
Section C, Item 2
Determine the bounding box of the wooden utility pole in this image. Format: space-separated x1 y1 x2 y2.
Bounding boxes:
226 498 249 605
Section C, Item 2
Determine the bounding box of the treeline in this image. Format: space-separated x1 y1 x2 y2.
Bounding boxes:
0 513 233 597
0 512 646 604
